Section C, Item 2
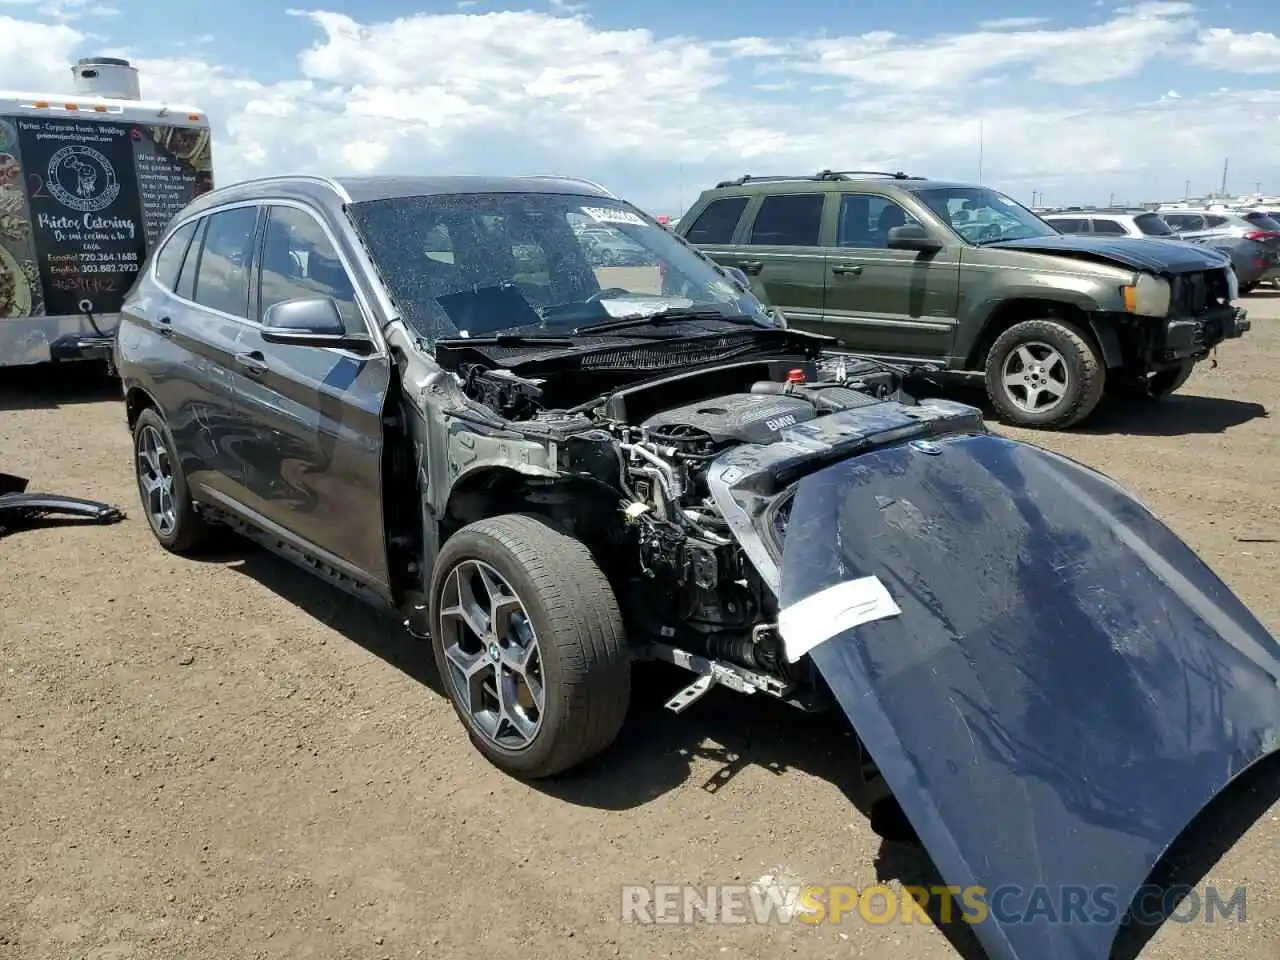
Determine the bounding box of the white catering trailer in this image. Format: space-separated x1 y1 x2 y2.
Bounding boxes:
0 57 213 367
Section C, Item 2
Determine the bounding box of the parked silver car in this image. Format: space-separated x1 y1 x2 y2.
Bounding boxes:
1158 208 1280 292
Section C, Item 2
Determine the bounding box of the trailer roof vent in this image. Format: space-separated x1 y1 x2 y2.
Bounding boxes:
71 57 141 101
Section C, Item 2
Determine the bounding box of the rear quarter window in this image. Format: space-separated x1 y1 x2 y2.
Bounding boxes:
1134 214 1174 236
1090 219 1128 236
1048 218 1087 233
152 220 198 290
683 196 749 244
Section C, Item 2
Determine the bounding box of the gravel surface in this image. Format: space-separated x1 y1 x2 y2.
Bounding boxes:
2 293 1278 960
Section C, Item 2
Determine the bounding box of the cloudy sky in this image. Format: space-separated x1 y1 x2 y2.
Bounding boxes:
2 0 1278 215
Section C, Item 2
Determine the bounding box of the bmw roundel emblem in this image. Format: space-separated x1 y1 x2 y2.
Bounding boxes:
909 440 943 455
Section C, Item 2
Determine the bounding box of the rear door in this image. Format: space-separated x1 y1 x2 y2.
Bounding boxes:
728 192 827 327
819 192 959 360
160 205 261 503
231 201 393 593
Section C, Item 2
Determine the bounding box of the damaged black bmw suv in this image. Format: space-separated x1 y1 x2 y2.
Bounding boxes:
116 174 1280 960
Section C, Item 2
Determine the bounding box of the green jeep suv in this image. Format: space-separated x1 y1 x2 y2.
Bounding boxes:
675 171 1250 429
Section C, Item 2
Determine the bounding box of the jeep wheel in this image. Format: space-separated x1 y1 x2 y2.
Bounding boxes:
985 318 1105 429
429 514 631 779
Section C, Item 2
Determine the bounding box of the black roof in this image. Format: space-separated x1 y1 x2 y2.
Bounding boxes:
336 175 615 204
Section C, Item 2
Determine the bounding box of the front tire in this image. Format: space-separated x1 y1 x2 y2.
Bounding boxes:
132 407 211 554
429 514 631 779
984 318 1105 429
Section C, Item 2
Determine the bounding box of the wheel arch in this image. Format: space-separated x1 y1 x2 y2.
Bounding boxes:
124 384 160 430
965 298 1119 371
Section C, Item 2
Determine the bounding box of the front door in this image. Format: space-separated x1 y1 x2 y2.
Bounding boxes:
819 193 959 361
232 202 393 592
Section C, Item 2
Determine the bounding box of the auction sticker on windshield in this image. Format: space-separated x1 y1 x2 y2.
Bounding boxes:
582 206 646 225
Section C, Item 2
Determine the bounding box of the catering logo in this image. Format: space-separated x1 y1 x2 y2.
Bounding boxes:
46 144 120 213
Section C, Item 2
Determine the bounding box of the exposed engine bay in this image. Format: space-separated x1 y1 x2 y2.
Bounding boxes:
425 330 976 712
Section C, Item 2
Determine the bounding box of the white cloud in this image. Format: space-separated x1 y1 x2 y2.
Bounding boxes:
1193 27 1280 73
1 3 1278 211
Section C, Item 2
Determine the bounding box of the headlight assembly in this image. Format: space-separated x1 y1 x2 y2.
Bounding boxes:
1121 273 1171 317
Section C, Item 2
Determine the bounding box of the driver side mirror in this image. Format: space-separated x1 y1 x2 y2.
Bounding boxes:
886 224 942 252
260 297 373 353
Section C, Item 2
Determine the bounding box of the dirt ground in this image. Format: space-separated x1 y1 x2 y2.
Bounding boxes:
2 295 1279 960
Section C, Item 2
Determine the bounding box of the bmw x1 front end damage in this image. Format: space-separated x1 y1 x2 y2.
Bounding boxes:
338 182 1280 960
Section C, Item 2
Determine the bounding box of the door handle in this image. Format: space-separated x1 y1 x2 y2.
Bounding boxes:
738 260 764 275
832 264 863 276
234 351 269 375
155 315 173 337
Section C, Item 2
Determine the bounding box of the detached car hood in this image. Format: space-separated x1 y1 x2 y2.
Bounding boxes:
776 432 1280 960
986 234 1230 273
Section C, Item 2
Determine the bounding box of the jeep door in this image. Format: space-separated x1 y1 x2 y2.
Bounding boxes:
231 201 393 594
818 193 960 361
719 193 827 325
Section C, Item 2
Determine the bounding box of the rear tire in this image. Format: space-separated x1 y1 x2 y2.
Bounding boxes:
429 514 631 779
984 318 1105 429
132 407 211 555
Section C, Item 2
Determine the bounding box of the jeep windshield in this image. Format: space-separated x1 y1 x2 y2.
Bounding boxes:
916 186 1060 245
345 191 775 342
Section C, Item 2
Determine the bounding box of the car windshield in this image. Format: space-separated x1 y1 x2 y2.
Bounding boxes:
344 191 775 341
915 187 1060 245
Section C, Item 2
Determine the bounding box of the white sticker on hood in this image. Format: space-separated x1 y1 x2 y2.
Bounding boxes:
581 206 646 225
777 576 902 663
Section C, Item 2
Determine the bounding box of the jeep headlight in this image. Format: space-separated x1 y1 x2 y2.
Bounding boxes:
1121 273 1171 317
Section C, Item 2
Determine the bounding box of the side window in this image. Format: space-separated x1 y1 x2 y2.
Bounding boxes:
836 194 917 249
1204 215 1229 228
1049 218 1087 233
175 218 205 300
259 205 364 334
192 206 259 318
1091 219 1127 235
152 220 198 290
684 196 749 244
749 194 824 247
1164 213 1202 231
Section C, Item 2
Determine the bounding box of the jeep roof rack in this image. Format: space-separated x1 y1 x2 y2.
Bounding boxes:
714 169 927 188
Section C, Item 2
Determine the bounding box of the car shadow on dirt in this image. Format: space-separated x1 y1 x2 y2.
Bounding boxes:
0 362 118 412
1078 393 1269 437
932 381 1268 437
196 544 445 694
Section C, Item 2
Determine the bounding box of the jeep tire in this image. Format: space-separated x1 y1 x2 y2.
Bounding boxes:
429 513 631 779
984 318 1105 430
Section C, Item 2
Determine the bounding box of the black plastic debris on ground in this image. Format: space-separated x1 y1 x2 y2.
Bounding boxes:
0 471 125 537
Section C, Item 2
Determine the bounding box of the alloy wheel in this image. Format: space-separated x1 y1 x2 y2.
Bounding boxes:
1001 342 1069 414
137 423 178 536
437 559 546 750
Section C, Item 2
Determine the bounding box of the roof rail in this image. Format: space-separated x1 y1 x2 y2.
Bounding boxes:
714 169 925 188
523 174 616 198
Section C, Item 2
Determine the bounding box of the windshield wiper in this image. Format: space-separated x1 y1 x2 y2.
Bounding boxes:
573 307 765 335
435 333 576 347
